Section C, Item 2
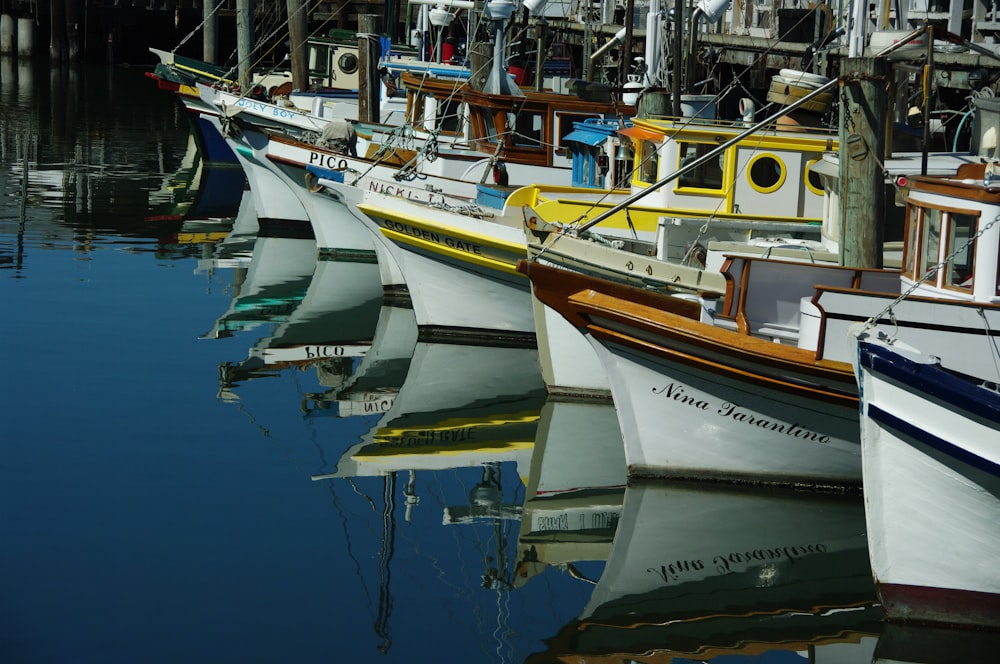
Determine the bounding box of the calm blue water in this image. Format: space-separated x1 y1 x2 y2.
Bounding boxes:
3 59 963 664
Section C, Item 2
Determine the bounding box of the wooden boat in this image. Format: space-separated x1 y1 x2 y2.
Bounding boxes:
529 480 881 663
523 108 843 397
522 160 1000 488
855 332 1000 630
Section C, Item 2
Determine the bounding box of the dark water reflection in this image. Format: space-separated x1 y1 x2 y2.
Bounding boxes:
3 59 967 664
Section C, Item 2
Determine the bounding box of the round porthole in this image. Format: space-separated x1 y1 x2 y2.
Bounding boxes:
338 53 359 75
747 153 785 193
804 158 824 196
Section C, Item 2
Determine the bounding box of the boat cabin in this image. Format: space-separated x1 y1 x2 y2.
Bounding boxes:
897 162 1000 303
620 116 837 222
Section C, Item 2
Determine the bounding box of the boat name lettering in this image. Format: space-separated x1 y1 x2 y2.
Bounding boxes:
382 220 483 255
307 152 348 170
304 345 346 358
234 99 299 120
367 180 442 205
646 542 828 583
651 382 710 410
717 402 832 443
652 383 831 443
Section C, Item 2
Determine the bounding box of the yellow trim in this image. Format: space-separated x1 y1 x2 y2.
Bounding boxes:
746 152 787 194
354 440 534 460
804 157 824 196
358 203 527 276
673 141 730 195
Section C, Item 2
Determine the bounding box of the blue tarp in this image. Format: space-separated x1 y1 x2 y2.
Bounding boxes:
562 128 609 147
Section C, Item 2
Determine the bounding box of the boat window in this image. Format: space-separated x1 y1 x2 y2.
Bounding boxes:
747 154 785 193
511 112 544 148
903 205 922 278
435 97 462 134
944 211 978 291
638 140 659 184
677 142 724 191
919 207 942 286
804 158 824 196
308 44 329 75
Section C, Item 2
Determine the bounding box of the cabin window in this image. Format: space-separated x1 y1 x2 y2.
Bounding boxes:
512 112 544 148
309 44 329 75
943 212 978 290
746 154 786 193
904 205 922 277
677 142 724 191
918 207 943 285
435 97 462 134
804 158 824 196
638 140 659 184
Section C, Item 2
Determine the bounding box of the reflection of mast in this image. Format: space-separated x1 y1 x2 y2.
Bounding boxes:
475 463 514 592
403 469 419 523
375 473 396 655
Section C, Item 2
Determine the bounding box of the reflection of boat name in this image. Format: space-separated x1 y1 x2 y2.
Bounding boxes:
390 427 476 447
712 542 829 573
652 383 831 443
363 399 394 414
646 542 829 583
534 511 618 532
304 345 349 358
382 220 483 255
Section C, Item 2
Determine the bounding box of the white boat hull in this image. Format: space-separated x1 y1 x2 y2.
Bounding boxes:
324 180 535 343
857 337 1000 629
591 334 861 487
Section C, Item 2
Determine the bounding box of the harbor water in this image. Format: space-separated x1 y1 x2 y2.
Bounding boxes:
0 61 981 663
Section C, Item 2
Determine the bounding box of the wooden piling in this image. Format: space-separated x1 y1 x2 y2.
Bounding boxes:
286 0 308 91
357 14 381 123
236 0 254 92
838 56 889 269
203 0 218 64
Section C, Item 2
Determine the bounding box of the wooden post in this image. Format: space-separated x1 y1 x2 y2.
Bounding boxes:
358 14 381 123
50 0 66 61
838 57 889 269
622 0 634 84
203 0 218 64
672 0 682 116
66 0 80 61
236 0 254 92
286 0 308 91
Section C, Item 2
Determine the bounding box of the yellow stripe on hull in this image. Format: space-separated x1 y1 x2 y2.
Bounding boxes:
359 203 528 276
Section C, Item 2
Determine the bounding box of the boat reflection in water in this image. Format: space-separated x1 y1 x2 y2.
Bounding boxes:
515 399 626 588
310 329 548 651
313 338 546 479
873 622 1000 664
530 481 882 662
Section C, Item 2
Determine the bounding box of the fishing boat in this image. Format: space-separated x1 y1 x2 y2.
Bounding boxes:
530 480 881 662
523 152 1000 488
854 332 1000 630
